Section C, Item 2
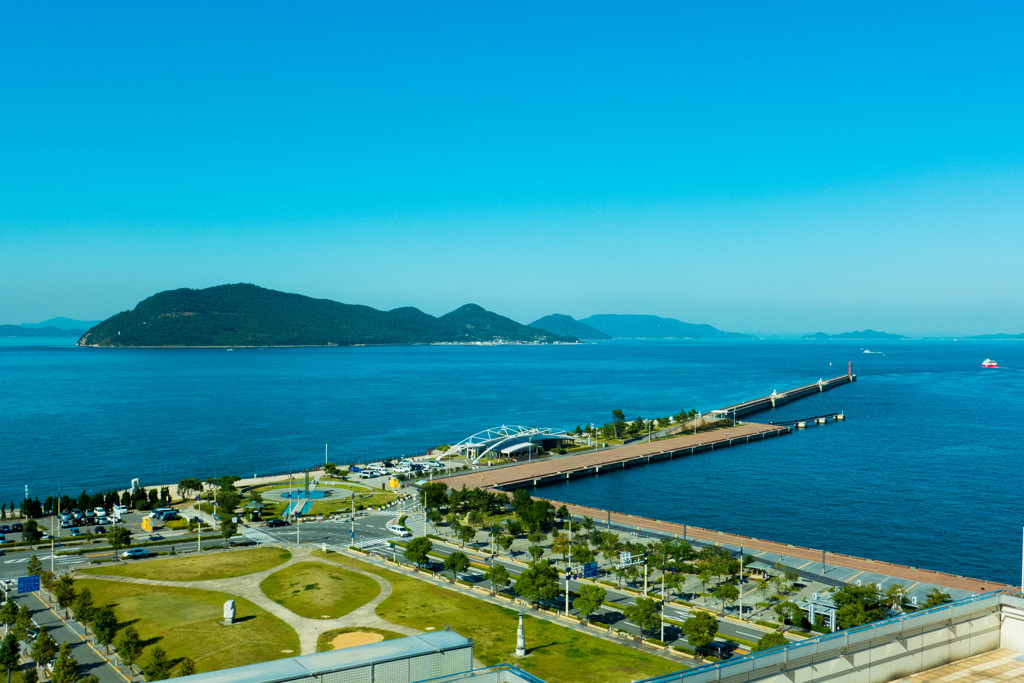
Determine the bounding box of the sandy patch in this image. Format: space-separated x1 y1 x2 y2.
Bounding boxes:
330 632 385 650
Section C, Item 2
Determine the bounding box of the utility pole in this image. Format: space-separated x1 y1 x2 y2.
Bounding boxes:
661 552 666 642
739 547 744 620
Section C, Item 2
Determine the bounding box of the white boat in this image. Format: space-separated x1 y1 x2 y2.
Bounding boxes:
982 358 998 368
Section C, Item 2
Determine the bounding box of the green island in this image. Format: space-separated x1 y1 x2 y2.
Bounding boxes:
78 283 575 347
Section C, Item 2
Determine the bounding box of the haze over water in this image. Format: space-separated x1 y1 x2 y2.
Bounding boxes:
3 338 1022 584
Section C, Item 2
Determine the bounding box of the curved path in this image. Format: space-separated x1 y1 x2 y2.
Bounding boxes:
78 546 420 655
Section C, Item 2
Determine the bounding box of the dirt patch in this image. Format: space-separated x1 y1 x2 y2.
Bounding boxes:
330 632 384 649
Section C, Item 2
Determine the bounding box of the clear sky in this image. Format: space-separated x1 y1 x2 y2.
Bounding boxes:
2 2 1022 336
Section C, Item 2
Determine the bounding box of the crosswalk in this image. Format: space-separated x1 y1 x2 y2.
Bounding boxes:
353 536 391 551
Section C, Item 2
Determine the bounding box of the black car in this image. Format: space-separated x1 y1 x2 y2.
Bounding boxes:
0 525 10 534
10 523 22 533
94 526 107 534
265 518 288 528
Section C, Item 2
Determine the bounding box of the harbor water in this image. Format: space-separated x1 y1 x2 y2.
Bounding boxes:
2 337 1022 584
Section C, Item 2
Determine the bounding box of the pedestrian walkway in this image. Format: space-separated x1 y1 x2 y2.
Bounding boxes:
77 546 419 656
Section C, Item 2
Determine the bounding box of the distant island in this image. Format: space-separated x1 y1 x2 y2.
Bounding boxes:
965 332 1024 340
529 314 611 340
0 317 98 337
803 329 906 340
574 314 750 340
78 284 575 347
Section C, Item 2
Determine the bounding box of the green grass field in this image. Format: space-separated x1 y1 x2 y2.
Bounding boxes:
77 579 300 673
79 547 292 581
316 551 683 683
316 626 407 652
260 561 380 619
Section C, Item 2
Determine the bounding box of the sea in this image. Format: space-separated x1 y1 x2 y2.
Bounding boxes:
2 337 1022 584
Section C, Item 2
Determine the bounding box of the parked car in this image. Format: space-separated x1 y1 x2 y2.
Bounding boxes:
266 518 288 528
0 525 10 533
10 523 22 532
70 528 81 537
121 548 149 559
94 526 107 534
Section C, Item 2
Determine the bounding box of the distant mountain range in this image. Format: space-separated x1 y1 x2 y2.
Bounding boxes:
574 314 750 339
0 317 98 337
964 332 1024 340
804 329 906 341
529 314 611 340
77 284 574 347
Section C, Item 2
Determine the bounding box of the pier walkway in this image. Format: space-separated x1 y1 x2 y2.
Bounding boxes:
707 371 855 420
441 421 789 491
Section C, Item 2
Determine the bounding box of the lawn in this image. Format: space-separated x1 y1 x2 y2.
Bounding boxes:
316 551 683 683
78 547 292 581
77 579 300 673
260 561 380 619
316 626 407 652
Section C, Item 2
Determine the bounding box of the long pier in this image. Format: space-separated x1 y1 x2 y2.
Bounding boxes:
442 421 789 491
706 371 855 420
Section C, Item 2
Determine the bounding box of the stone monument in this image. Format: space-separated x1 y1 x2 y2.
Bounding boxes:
515 613 526 657
223 599 236 625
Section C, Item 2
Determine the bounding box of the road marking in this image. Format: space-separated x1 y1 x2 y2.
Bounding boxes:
4 558 28 564
737 630 762 639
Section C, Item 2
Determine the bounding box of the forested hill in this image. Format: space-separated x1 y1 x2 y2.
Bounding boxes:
77 284 576 347
529 314 611 340
580 314 751 339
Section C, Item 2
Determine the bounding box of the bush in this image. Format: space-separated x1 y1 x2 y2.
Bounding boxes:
673 645 695 655
647 638 668 647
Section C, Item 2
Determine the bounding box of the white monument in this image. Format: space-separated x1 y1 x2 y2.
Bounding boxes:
223 599 236 625
515 613 526 657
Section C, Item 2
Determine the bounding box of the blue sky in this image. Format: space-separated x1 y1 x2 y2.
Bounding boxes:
2 2 1022 336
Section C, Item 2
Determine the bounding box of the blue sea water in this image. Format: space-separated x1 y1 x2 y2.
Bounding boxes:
2 337 1022 584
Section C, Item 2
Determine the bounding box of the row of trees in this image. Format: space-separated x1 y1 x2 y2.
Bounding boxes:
15 486 174 520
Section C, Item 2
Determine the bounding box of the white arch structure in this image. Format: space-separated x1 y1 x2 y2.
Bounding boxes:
442 425 581 464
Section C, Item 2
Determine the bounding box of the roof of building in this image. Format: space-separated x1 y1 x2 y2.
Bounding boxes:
177 631 472 683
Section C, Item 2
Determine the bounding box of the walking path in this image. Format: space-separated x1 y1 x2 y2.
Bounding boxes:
79 547 420 655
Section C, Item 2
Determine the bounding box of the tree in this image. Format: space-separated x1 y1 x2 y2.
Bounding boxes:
665 572 685 601
571 544 595 565
624 597 660 641
681 611 718 653
0 601 16 636
572 585 606 624
220 518 238 549
0 634 19 683
697 567 713 594
26 555 43 576
403 537 432 569
22 520 42 543
752 631 789 652
11 606 31 643
418 482 448 511
92 605 118 654
73 588 95 634
923 587 952 608
53 575 76 618
49 643 78 683
115 625 143 674
31 627 57 671
457 524 475 548
757 578 774 602
551 533 571 562
514 561 559 607
144 646 171 681
443 552 469 582
177 658 196 677
11 605 31 643
833 584 887 629
23 667 38 683
178 478 203 500
504 519 523 538
715 583 739 615
496 534 514 557
108 527 132 559
527 545 544 563
484 563 511 595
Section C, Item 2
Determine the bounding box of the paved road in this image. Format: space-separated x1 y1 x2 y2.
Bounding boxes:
4 590 126 683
